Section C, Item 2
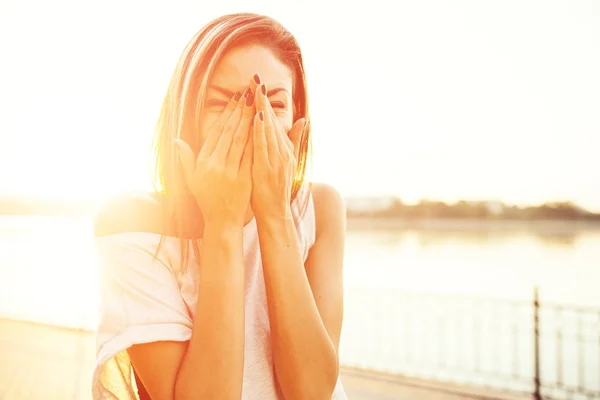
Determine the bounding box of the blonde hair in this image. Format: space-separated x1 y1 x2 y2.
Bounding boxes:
151 13 312 265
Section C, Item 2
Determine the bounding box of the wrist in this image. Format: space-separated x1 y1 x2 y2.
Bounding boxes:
255 210 299 259
255 206 293 227
204 219 245 235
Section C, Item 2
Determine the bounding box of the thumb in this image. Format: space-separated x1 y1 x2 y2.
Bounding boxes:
174 138 195 186
288 118 306 160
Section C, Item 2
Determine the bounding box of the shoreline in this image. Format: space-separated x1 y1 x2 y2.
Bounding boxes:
3 213 600 235
346 217 600 233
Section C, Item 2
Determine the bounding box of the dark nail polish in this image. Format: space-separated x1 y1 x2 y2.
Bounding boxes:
245 92 254 106
258 111 264 121
261 84 266 96
253 73 261 84
233 92 242 101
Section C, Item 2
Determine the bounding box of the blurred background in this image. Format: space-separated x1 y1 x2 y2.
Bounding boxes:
0 0 599 399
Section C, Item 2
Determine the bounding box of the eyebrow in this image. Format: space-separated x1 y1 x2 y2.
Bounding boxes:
208 84 289 98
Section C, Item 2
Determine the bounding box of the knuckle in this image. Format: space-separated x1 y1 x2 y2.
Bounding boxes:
233 132 247 146
223 119 237 133
212 122 224 134
238 120 251 133
223 122 235 132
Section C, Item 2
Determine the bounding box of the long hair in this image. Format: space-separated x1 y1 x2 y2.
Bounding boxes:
151 13 312 267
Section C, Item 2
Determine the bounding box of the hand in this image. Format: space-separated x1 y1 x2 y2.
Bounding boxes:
175 90 255 226
250 81 306 221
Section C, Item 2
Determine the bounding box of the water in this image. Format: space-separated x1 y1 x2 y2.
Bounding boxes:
339 224 600 398
0 215 98 330
0 215 599 397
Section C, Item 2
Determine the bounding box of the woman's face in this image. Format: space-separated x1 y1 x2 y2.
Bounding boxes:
199 44 294 143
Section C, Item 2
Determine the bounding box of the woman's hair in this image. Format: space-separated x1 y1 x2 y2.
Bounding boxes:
151 13 311 265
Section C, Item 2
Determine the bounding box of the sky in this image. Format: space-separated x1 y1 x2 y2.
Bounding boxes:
0 0 599 210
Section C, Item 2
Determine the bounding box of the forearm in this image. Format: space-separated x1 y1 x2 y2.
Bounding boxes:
175 222 245 399
258 215 338 400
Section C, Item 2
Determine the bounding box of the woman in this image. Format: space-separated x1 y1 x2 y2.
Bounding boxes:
93 12 347 400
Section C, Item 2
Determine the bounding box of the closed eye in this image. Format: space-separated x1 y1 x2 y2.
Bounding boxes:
204 99 228 108
270 101 286 109
205 98 286 110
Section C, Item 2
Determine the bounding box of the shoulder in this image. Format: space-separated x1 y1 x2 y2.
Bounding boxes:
93 191 166 237
310 182 346 238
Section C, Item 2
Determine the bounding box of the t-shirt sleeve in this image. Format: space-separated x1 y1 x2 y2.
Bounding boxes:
92 234 192 400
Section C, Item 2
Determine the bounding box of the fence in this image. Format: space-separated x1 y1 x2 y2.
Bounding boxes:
339 287 600 399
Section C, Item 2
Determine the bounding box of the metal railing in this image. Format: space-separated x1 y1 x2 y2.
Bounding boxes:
340 287 600 399
538 294 600 400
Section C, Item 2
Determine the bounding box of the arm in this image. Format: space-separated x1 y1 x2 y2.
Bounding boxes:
257 183 346 400
127 88 254 399
127 221 246 400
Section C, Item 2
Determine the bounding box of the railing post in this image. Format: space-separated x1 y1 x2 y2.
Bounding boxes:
534 286 541 400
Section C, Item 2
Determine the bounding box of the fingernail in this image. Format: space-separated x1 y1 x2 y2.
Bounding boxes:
261 84 266 96
253 73 261 84
258 111 264 121
233 92 242 101
245 92 254 106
